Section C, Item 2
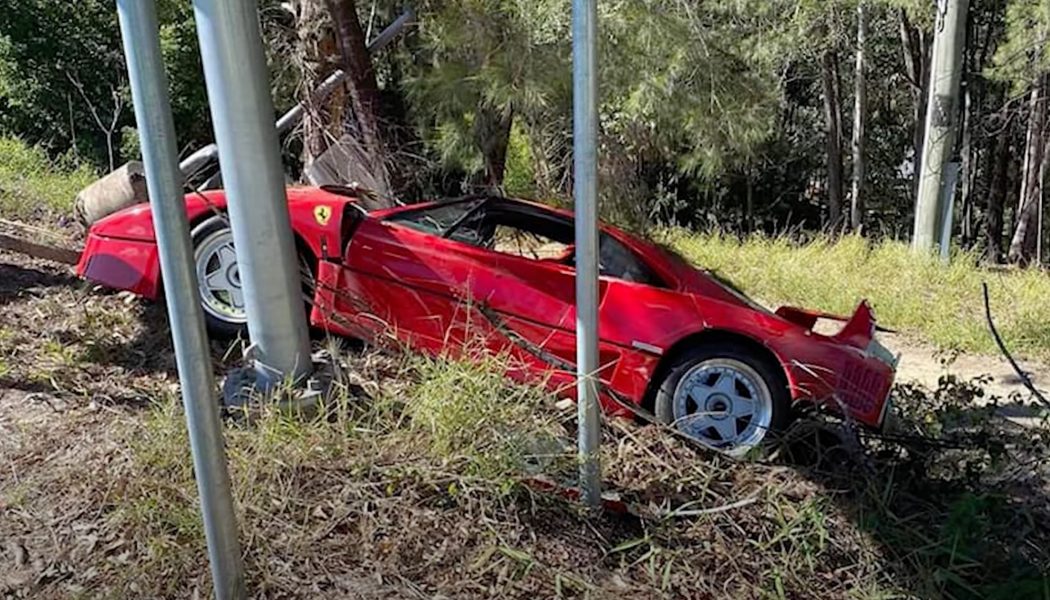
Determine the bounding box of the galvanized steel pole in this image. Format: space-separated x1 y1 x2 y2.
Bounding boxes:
572 0 601 508
192 0 313 388
115 1 245 597
182 9 413 182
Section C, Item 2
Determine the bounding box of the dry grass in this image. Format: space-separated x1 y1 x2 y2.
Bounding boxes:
5 340 1047 598
0 137 95 225
1 248 1048 599
666 230 1050 361
3 346 894 598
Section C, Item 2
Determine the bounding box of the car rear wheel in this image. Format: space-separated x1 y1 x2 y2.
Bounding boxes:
191 214 314 338
654 342 790 456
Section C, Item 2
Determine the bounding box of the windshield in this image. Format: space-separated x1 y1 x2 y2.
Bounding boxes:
384 198 487 244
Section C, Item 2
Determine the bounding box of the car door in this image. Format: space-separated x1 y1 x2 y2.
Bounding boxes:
451 204 635 384
333 199 645 389
330 200 568 357
334 200 490 353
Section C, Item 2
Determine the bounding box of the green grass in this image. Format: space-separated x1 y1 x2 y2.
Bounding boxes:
666 230 1050 359
0 136 96 219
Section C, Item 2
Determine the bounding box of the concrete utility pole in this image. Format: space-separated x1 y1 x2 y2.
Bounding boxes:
192 0 313 389
912 0 969 253
115 1 245 598
572 0 601 508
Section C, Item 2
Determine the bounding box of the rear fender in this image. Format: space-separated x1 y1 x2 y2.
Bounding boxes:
638 325 803 409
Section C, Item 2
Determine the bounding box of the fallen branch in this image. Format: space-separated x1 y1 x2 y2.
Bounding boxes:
0 232 80 265
982 281 1050 410
664 494 760 518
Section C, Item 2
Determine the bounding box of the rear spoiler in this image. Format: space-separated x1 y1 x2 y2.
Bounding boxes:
775 302 895 345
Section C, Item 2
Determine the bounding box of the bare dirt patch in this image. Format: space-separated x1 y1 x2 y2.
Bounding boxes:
885 332 1049 403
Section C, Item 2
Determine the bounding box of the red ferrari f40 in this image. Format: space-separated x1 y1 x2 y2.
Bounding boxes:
77 187 897 454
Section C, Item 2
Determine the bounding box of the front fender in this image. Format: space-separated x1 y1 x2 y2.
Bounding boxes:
88 188 358 263
86 191 229 242
283 189 358 260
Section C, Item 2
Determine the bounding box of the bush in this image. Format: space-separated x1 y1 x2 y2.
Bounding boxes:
0 136 96 220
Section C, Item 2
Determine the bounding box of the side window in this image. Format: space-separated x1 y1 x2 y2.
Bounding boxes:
489 223 574 261
599 234 662 287
386 200 663 286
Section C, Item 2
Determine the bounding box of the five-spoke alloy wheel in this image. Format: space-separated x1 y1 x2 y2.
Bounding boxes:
655 342 789 456
192 215 248 337
190 214 314 338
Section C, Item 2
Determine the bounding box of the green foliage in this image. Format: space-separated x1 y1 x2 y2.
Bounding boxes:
406 0 795 202
667 230 1050 358
0 0 125 166
0 136 96 218
407 0 570 183
502 123 538 197
118 126 141 163
598 0 782 177
405 353 564 480
0 0 1044 248
989 0 1050 90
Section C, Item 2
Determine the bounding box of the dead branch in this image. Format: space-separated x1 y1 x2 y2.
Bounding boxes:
982 281 1050 410
65 71 125 172
0 232 80 265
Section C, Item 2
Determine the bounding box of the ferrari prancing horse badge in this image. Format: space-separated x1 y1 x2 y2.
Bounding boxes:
313 205 332 225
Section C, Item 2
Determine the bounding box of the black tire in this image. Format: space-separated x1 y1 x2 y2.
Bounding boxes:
190 214 315 339
654 341 791 456
191 215 248 338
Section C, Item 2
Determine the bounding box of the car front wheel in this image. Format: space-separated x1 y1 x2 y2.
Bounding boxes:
191 214 314 338
654 342 790 456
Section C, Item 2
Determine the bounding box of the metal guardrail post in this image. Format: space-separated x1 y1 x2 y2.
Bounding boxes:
572 0 602 508
115 1 245 597
192 0 313 389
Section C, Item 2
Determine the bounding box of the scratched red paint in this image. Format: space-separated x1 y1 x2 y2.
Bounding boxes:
78 188 895 429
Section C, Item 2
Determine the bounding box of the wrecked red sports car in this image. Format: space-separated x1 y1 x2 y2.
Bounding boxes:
77 187 897 454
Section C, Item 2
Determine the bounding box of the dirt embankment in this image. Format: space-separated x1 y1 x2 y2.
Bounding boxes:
2 249 1049 599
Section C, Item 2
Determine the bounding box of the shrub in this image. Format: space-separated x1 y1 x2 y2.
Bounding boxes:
0 136 96 219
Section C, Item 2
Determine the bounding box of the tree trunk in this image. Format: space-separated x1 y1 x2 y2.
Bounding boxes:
821 50 844 229
984 124 1010 263
850 3 869 233
326 0 392 193
474 105 514 189
899 9 931 196
962 0 997 248
105 135 115 173
296 0 342 170
1009 75 1049 264
960 85 974 246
